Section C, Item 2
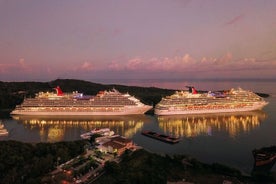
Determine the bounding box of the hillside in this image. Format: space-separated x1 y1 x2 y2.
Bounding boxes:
0 79 269 115
0 79 176 112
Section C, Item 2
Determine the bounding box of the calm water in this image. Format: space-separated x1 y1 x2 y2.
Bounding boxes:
1 79 276 174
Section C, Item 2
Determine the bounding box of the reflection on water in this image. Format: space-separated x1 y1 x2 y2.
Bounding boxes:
158 111 267 138
11 110 268 142
12 115 146 142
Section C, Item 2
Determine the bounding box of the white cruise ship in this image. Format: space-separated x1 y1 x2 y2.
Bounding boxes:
11 86 152 116
155 87 268 115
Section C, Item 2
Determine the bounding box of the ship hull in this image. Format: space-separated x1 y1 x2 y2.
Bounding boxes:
11 105 152 116
155 102 268 115
11 87 153 116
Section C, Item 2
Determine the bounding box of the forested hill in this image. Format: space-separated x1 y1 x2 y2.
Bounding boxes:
0 79 176 111
0 79 269 112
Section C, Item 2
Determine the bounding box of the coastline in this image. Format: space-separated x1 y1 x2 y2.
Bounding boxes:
3 78 274 183
0 79 270 112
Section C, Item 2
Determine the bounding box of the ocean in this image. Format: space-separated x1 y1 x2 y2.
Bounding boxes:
1 79 276 175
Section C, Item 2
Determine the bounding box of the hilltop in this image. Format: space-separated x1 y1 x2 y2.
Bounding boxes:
0 78 269 115
0 79 175 112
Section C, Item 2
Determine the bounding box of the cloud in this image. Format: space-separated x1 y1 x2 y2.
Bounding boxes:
0 58 31 73
126 57 144 70
88 26 123 44
107 54 204 72
148 57 173 71
217 52 233 64
80 61 94 71
105 52 276 77
2 53 276 81
0 59 56 81
18 58 30 70
108 60 123 71
68 61 95 72
224 14 245 26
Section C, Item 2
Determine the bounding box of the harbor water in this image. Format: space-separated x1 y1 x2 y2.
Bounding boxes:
1 79 276 174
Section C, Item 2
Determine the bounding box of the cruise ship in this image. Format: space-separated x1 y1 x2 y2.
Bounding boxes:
155 87 268 115
11 86 152 116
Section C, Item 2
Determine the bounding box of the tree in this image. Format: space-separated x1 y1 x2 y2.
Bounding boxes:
104 161 120 174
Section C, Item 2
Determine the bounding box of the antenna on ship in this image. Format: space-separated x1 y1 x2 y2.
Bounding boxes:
186 86 192 93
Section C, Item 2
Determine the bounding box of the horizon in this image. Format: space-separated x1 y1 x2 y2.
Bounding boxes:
1 77 275 96
2 77 276 83
1 1 276 81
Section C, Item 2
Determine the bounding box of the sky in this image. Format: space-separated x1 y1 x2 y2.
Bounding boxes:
1 0 276 82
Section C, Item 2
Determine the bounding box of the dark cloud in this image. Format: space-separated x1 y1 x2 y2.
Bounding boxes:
224 14 245 26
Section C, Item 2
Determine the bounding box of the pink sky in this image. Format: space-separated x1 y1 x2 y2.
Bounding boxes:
1 0 276 82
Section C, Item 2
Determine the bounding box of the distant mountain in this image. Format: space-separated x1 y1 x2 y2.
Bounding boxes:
0 79 176 111
0 78 269 113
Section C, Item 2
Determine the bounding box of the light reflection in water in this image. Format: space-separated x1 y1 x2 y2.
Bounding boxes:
12 115 146 142
158 111 267 138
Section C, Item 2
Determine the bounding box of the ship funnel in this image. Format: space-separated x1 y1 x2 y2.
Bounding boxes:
192 87 198 94
186 86 198 94
55 86 64 96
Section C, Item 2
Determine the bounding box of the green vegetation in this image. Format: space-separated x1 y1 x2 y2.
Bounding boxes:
0 79 175 112
63 155 99 179
0 141 275 184
0 140 86 184
94 149 250 184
